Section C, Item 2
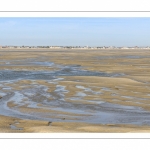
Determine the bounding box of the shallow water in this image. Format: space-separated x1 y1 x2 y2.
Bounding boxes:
0 69 123 81
0 79 150 125
0 58 125 80
0 58 150 125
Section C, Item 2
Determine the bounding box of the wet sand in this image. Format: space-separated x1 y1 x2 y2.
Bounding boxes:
1 114 150 133
0 48 150 132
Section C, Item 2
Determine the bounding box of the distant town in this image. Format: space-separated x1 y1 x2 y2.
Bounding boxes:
0 45 150 49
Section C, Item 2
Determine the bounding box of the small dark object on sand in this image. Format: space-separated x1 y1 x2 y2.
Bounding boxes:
62 118 65 120
48 122 52 126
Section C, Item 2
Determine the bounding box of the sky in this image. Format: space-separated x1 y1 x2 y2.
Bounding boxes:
0 17 150 47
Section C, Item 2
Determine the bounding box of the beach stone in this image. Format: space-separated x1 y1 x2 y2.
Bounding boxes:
48 122 52 126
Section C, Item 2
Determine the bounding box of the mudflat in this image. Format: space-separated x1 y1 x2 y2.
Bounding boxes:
0 48 150 132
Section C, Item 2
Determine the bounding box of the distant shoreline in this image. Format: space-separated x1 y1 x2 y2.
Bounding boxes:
0 48 150 51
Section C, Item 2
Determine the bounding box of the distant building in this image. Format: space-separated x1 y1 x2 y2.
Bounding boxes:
2 46 8 48
108 46 114 49
49 46 63 49
121 47 129 49
143 46 150 49
8 46 14 48
1 45 150 49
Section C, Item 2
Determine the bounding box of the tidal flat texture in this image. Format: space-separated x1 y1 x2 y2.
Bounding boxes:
0 48 150 132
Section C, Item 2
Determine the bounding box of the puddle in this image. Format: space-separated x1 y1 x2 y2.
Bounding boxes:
9 92 27 103
76 85 85 89
10 124 23 130
7 92 33 108
122 96 148 100
124 55 142 59
55 85 68 93
101 87 111 91
70 97 81 101
87 100 105 105
111 73 126 77
24 92 35 96
122 96 133 99
50 107 88 115
76 92 87 97
31 61 54 66
2 87 12 90
111 93 117 96
0 92 7 97
52 78 64 81
101 102 142 111
76 85 102 95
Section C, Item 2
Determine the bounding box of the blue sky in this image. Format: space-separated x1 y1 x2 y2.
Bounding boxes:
0 18 150 47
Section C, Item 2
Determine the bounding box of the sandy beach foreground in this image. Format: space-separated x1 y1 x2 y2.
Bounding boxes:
1 114 150 133
0 48 150 132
